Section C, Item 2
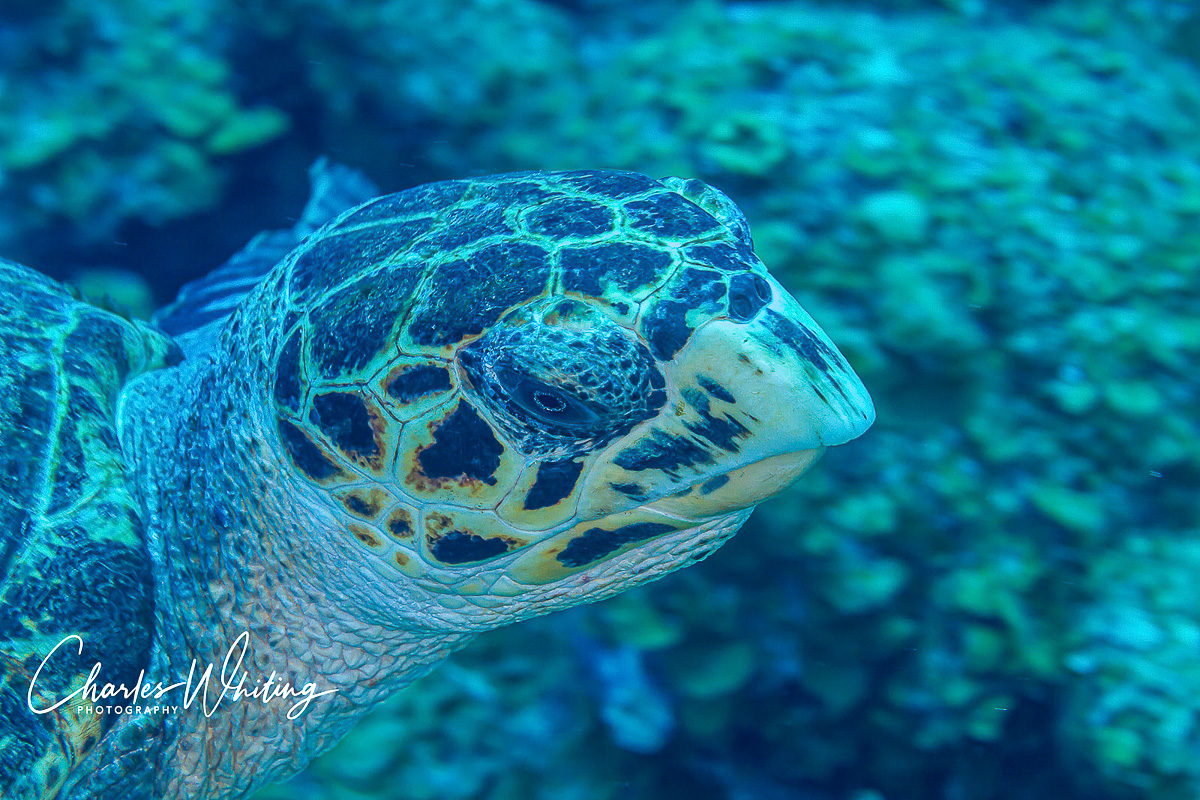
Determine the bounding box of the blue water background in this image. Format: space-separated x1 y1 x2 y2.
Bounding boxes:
3 1 1199 798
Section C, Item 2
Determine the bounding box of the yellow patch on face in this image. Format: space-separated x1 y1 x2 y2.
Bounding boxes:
646 450 824 518
570 462 650 521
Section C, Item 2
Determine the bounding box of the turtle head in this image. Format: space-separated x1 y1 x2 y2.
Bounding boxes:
267 170 873 630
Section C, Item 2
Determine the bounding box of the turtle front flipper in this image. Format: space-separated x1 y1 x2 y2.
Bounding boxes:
0 260 178 799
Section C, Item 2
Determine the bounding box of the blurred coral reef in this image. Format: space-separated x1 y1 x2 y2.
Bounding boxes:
5 0 1200 798
0 0 287 246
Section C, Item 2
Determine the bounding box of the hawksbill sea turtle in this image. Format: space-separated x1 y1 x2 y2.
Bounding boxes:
0 161 874 800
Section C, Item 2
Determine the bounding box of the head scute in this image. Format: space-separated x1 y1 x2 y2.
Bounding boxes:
658 175 755 245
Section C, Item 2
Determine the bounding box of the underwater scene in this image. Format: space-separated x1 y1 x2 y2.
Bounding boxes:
2 0 1199 798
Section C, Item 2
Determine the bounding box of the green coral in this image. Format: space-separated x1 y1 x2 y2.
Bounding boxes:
296 1 1196 797
1062 535 1200 796
0 0 289 246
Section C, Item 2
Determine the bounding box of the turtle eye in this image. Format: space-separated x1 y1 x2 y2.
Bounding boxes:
510 377 600 426
457 306 667 456
534 390 565 413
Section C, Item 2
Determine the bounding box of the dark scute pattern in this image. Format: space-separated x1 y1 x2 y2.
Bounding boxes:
344 495 373 517
675 267 728 311
430 530 510 564
728 273 773 321
558 522 677 568
682 390 749 453
273 329 305 412
683 242 755 273
525 198 616 239
613 429 716 476
94 415 121 454
698 376 736 403
408 242 552 346
0 540 152 698
0 270 61 318
0 266 164 790
336 180 468 226
278 418 343 480
388 516 412 537
0 508 28 580
732 238 758 264
386 364 452 403
68 383 104 420
418 401 504 485
309 267 419 377
5 367 53 514
475 180 555 207
560 242 672 298
762 310 837 373
666 177 755 244
290 226 410 300
0 688 43 795
422 204 511 250
640 297 695 361
309 392 378 462
625 192 721 239
699 474 730 495
558 170 661 199
38 541 147 674
610 482 647 500
341 202 448 234
683 386 712 416
468 179 556 208
524 458 584 510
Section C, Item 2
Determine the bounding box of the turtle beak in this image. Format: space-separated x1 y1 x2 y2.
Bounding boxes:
640 291 874 518
574 284 874 522
678 295 875 452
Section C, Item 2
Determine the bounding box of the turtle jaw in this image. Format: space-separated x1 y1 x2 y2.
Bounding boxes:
644 447 825 518
437 508 756 628
463 451 822 604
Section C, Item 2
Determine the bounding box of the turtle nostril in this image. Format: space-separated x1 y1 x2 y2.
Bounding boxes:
751 275 772 301
727 273 772 321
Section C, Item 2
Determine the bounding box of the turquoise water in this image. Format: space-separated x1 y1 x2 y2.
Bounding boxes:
3 1 1199 798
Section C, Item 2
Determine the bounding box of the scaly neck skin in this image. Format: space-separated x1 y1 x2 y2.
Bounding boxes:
117 343 473 800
